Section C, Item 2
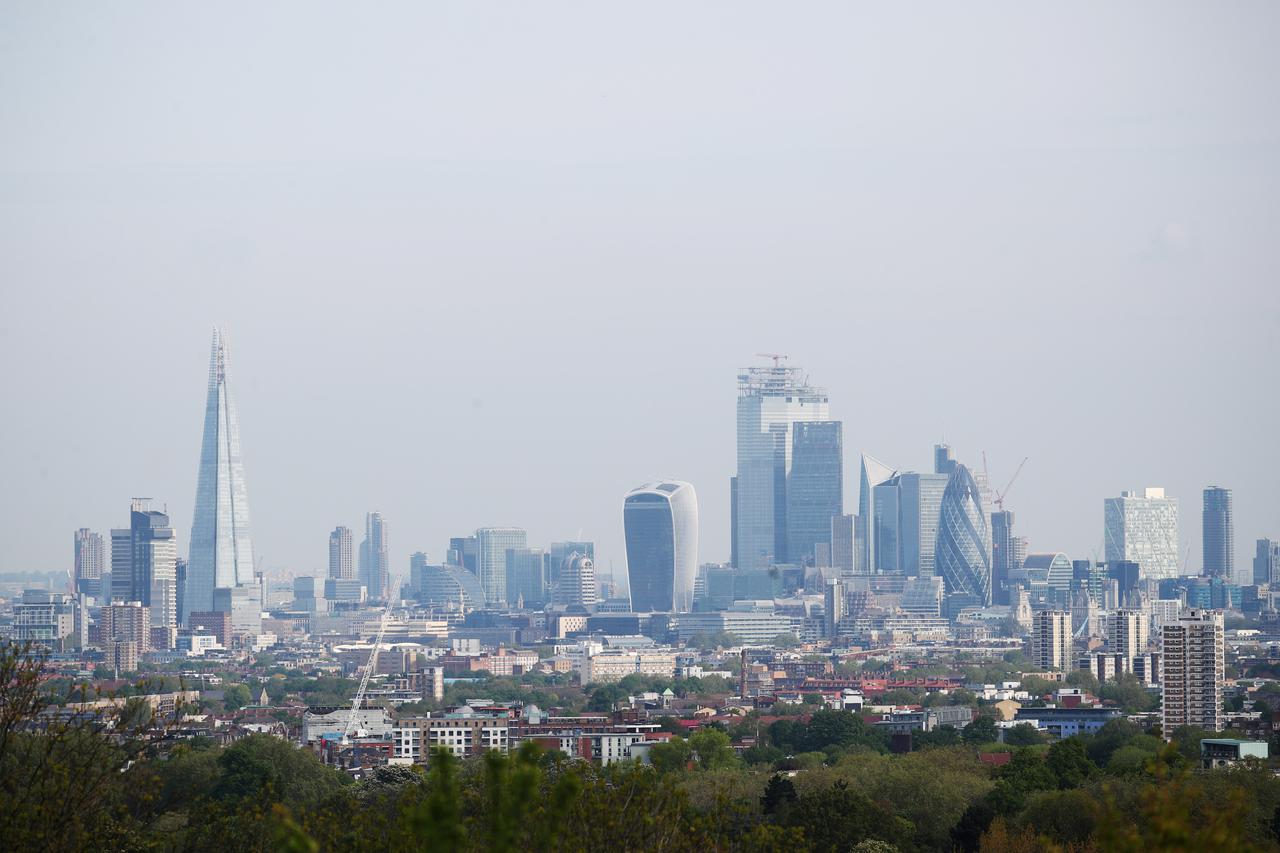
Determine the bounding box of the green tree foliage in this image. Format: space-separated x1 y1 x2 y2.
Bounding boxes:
963 714 1000 744
1002 724 1044 747
6 643 1280 852
649 737 693 774
1045 737 1097 789
222 683 253 711
585 683 628 712
760 773 798 815
914 725 961 749
784 779 912 851
770 709 888 755
1064 669 1099 695
1098 673 1159 713
689 727 738 770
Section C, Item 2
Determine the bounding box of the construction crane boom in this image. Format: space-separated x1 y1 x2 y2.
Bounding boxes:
344 600 393 738
994 456 1029 510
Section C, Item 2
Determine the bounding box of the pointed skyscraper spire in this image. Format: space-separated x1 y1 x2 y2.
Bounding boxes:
185 327 255 622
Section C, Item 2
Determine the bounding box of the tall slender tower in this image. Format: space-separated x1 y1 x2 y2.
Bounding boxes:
361 513 389 601
186 328 255 623
1161 609 1224 735
1202 487 1233 580
329 526 354 579
734 358 829 570
74 528 105 595
786 421 843 568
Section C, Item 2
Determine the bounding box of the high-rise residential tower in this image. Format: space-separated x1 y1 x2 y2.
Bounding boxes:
786 421 843 568
1104 488 1179 581
1201 487 1233 580
475 527 526 605
935 463 992 615
186 328 255 622
734 359 829 569
1108 609 1148 671
1031 609 1073 671
360 513 389 601
111 501 178 630
74 528 105 596
1160 609 1224 735
624 480 699 612
1256 539 1280 586
329 526 354 579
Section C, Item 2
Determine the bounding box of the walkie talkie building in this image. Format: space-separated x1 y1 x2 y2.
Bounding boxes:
624 480 699 613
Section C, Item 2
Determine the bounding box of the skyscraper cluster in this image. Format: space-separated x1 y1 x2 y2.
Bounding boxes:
61 343 1273 670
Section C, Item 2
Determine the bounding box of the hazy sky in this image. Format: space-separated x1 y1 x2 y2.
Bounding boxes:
2 2 1278 587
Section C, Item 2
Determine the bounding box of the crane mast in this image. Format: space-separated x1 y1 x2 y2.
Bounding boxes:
344 601 392 738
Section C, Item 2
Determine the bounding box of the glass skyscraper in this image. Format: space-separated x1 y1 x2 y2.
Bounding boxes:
786 421 843 568
112 501 177 629
624 480 699 612
935 464 991 614
186 328 255 623
475 527 526 605
360 512 389 601
1104 488 1179 580
1254 539 1279 586
734 360 829 569
857 454 896 574
990 510 1018 605
506 547 547 607
1202 486 1233 580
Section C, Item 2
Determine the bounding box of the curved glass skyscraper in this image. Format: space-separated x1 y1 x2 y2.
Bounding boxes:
624 481 698 612
935 463 991 614
186 328 255 623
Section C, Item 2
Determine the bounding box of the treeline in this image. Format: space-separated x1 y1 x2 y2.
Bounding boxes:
4 643 1279 852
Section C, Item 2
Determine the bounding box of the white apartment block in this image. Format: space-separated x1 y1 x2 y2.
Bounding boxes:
1031 610 1073 672
1161 609 1224 735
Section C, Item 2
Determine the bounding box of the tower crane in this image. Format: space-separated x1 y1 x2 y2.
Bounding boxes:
993 456 1029 511
343 586 396 739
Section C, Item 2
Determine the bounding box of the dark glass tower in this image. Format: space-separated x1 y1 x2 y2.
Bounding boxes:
1202 487 1233 579
624 481 698 612
786 421 843 567
990 510 1015 605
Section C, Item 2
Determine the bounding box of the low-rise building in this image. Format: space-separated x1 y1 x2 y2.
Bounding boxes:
581 650 678 684
1201 738 1268 769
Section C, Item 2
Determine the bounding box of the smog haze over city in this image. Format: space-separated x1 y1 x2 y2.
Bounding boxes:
2 2 1277 583
5 5 1280 852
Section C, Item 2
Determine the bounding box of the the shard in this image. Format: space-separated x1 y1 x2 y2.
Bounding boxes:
184 328 255 623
